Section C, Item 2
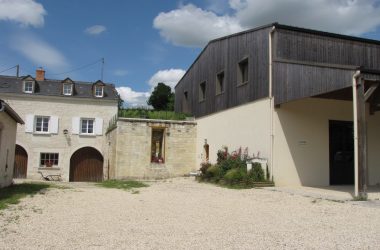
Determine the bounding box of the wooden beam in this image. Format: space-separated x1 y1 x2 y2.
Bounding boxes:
364 82 379 101
356 77 368 198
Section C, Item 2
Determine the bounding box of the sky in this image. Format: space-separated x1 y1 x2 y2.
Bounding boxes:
1 0 380 106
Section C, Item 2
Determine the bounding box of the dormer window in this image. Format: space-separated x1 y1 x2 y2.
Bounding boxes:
24 81 34 93
63 84 73 95
95 86 104 97
61 78 74 96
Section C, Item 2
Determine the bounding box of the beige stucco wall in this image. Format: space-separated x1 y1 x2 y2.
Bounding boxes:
111 118 197 179
195 98 271 168
0 94 118 181
274 97 380 186
0 111 18 187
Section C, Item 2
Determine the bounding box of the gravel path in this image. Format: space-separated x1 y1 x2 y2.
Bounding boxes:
1 178 379 250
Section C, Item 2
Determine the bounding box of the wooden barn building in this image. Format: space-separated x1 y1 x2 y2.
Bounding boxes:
175 23 380 197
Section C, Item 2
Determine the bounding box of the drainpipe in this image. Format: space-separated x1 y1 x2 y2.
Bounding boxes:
269 26 276 182
352 70 361 197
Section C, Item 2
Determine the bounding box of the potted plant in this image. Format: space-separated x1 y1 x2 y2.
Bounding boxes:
45 160 53 168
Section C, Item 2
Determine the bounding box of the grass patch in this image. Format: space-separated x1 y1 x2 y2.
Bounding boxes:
97 180 148 191
0 183 51 210
352 195 368 201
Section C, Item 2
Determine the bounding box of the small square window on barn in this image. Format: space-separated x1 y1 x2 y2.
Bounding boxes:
216 71 225 95
182 91 190 113
238 58 248 85
151 128 165 163
199 81 206 102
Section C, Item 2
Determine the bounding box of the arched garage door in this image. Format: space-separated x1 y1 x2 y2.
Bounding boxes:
14 144 28 179
70 147 103 182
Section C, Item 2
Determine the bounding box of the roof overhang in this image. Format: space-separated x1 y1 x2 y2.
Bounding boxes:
0 100 24 124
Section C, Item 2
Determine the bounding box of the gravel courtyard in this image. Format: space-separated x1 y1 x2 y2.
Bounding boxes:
1 178 379 250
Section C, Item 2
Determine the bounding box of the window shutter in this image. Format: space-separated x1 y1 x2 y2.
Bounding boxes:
95 118 103 135
50 116 59 134
72 117 80 134
25 114 34 133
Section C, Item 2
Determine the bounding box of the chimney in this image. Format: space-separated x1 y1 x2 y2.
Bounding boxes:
35 67 45 81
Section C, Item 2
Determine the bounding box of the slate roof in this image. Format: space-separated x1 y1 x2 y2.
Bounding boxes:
0 75 118 101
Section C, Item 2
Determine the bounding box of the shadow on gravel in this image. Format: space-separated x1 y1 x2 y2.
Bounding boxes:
0 183 51 210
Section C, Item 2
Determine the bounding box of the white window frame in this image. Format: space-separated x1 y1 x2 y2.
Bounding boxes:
34 116 50 133
24 81 34 93
80 118 95 135
94 86 104 97
40 153 59 167
63 84 73 96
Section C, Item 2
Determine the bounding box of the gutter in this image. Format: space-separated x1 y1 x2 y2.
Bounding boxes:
269 25 276 182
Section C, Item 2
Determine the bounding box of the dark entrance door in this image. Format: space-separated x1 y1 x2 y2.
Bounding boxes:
70 147 103 182
329 120 354 185
14 145 28 179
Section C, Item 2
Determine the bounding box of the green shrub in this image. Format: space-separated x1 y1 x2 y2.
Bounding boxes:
118 108 189 121
219 157 246 174
216 148 228 164
224 168 246 185
247 163 265 182
206 165 223 181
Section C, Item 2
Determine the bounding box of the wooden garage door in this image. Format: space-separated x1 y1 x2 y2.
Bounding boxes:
70 147 103 182
14 145 28 179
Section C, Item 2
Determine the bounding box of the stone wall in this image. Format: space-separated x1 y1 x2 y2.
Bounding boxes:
0 111 18 187
110 118 197 179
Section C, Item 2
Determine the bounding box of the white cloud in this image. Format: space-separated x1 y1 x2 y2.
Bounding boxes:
205 0 230 14
10 33 69 72
113 69 128 76
0 0 46 27
84 25 106 35
153 4 243 47
154 0 380 47
230 0 380 36
116 87 150 107
148 69 186 89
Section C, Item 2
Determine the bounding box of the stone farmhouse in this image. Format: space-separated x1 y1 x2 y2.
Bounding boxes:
175 23 380 197
0 68 118 182
0 100 23 187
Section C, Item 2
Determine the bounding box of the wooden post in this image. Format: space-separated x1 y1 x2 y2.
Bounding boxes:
356 77 368 198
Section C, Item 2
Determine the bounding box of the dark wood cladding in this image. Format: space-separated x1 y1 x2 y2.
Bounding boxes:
273 29 380 105
273 62 355 104
176 24 380 115
275 30 380 69
175 28 271 118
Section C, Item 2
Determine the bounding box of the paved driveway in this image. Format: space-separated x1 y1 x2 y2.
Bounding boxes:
1 178 379 249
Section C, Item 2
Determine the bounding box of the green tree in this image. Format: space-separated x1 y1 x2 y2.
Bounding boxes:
147 82 174 111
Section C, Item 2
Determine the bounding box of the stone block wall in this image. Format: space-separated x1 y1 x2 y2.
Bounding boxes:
110 118 197 179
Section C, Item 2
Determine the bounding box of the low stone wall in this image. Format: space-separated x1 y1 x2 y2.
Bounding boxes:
109 118 197 179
